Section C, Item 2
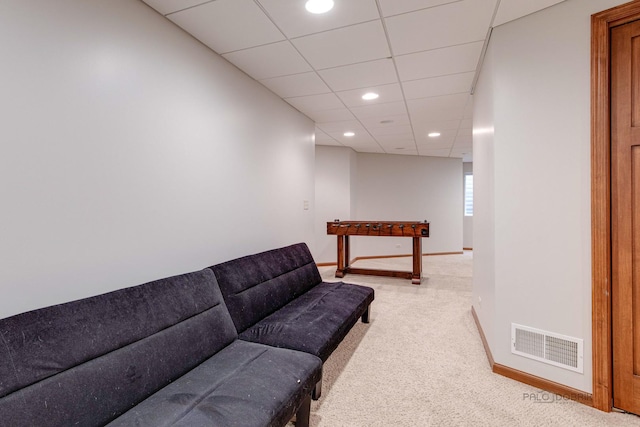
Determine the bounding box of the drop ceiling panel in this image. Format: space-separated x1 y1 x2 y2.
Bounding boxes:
222 41 311 80
493 0 565 27
336 83 404 107
459 118 473 129
143 0 205 15
308 108 356 123
318 58 398 92
402 72 475 100
369 125 413 136
168 0 285 54
407 93 469 116
360 114 412 129
395 41 484 81
257 0 380 38
385 0 496 55
292 21 390 70
142 0 568 162
419 120 463 133
377 138 415 147
317 120 364 133
378 0 459 17
419 148 452 157
350 101 407 120
409 106 465 123
327 130 377 145
285 93 344 112
416 128 457 140
375 133 415 143
259 72 331 98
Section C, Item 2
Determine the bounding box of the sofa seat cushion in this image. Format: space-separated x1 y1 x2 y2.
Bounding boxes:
108 340 322 427
238 282 374 362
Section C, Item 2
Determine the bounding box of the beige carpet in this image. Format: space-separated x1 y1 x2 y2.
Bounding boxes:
293 252 640 427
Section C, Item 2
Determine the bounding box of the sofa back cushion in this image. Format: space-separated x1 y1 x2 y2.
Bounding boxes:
0 268 237 427
210 242 322 333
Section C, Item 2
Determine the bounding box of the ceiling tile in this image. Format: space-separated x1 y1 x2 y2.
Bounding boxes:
409 106 465 123
463 97 473 118
378 0 458 17
415 128 457 141
327 126 377 147
377 138 416 147
419 120 462 133
317 120 363 133
141 0 206 15
395 41 484 81
336 83 404 107
307 108 356 123
222 41 311 80
385 0 496 55
168 0 285 54
285 93 344 112
292 21 390 70
257 0 380 38
418 148 452 157
259 72 331 98
359 114 411 129
402 72 474 100
459 118 473 129
369 125 413 136
318 58 398 92
375 133 415 143
407 93 469 115
493 0 566 27
350 101 407 120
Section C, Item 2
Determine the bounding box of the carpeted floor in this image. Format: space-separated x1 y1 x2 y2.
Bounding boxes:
294 252 640 427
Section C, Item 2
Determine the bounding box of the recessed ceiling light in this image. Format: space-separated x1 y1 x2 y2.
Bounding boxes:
395 147 406 150
380 119 394 124
344 132 355 137
305 0 334 14
362 92 379 100
428 132 441 138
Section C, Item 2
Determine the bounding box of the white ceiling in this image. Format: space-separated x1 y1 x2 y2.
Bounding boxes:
142 0 566 162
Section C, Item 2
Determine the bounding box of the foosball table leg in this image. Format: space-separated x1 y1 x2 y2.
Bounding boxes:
412 237 422 285
335 235 345 278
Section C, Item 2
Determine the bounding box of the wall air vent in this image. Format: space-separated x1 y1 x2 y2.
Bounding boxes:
511 323 583 373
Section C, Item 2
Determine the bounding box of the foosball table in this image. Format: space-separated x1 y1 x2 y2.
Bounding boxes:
326 220 430 285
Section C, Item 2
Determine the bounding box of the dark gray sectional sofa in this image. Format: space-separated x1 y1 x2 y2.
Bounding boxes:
0 243 374 427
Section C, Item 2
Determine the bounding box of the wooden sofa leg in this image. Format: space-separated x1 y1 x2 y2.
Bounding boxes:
312 378 322 400
361 306 370 324
295 394 311 427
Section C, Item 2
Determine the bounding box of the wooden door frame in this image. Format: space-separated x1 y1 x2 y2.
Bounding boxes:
592 0 640 412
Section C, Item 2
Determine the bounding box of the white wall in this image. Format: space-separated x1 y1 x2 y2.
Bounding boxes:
0 0 315 319
472 40 496 352
314 146 358 263
463 162 473 249
472 0 627 392
314 151 463 263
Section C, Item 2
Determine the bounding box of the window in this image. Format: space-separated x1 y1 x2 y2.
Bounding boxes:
464 174 473 216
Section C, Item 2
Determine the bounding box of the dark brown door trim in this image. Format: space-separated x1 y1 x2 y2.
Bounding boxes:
591 0 640 412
